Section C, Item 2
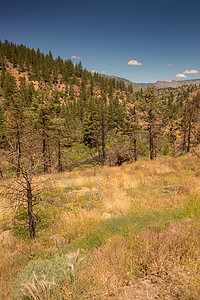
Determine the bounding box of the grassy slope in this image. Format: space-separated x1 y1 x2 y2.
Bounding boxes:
0 155 200 299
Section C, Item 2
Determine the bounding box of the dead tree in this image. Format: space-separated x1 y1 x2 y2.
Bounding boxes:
0 157 51 238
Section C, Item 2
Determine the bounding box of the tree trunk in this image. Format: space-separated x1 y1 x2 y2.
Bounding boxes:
133 137 137 161
58 139 62 172
26 178 35 238
101 127 106 165
170 127 176 157
47 142 51 170
16 121 21 177
42 116 48 173
101 106 106 166
182 130 187 153
149 125 154 160
187 113 192 153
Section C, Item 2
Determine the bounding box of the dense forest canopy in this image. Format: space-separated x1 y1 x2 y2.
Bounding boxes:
0 40 199 176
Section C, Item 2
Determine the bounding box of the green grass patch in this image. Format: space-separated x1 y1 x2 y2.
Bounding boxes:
73 196 200 251
63 186 80 193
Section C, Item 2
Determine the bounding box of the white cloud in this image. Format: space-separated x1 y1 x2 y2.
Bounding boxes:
71 55 83 60
128 59 143 66
102 70 106 74
175 73 187 79
183 69 199 74
91 70 98 74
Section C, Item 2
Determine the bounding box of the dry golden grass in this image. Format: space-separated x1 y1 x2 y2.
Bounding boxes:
102 188 132 215
54 208 102 239
49 156 200 216
68 220 200 300
0 156 199 299
0 238 32 299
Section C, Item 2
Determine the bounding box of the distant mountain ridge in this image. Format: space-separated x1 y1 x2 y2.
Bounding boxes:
102 75 200 90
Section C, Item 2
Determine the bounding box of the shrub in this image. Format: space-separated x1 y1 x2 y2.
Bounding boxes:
18 273 56 300
12 249 85 299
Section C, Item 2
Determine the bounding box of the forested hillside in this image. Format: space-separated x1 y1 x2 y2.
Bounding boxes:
0 40 200 176
0 41 200 299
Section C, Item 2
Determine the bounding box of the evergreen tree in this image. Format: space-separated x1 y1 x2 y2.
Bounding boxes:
137 86 164 159
29 86 54 173
83 97 100 149
49 92 71 172
108 95 125 130
124 105 140 161
2 89 25 176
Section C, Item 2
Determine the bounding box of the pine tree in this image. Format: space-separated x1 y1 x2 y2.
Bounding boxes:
49 92 71 172
124 105 139 161
1 73 29 176
29 85 54 173
186 92 200 152
83 97 100 149
137 86 164 159
108 95 125 130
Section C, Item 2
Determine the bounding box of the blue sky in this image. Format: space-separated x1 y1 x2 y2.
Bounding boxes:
1 0 200 83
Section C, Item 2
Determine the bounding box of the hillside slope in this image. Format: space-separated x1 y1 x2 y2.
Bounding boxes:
0 40 199 174
103 74 200 90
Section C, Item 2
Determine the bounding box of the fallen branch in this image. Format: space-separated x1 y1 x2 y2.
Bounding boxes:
193 150 200 158
15 246 35 259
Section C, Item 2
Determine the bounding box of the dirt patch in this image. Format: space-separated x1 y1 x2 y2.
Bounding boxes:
115 272 199 299
115 278 161 299
0 230 14 245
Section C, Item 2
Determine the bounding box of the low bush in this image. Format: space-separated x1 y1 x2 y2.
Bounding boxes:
12 249 85 299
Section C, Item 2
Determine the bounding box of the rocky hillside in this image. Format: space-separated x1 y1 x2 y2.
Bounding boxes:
154 79 200 89
103 75 200 90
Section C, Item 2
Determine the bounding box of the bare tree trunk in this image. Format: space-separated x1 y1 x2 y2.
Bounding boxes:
101 126 106 165
182 130 187 153
58 139 62 172
187 113 192 153
42 116 48 173
149 125 154 160
26 175 35 238
16 121 21 177
133 138 137 161
170 127 176 157
47 142 51 170
42 131 47 173
101 106 106 166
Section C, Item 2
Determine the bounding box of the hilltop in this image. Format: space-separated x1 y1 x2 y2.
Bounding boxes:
103 74 200 90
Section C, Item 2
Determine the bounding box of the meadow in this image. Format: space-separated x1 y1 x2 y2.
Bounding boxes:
0 155 199 299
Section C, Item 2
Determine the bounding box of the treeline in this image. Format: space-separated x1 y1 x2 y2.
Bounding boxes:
0 41 200 177
0 40 127 91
